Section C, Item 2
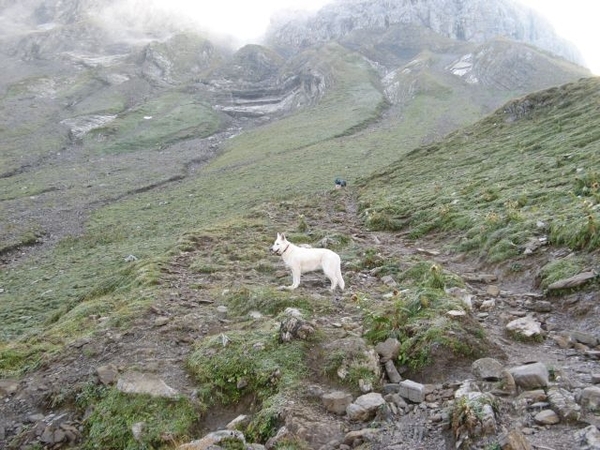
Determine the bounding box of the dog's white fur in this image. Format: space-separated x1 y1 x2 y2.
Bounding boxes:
271 233 345 291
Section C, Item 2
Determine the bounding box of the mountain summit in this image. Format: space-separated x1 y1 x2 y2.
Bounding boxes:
267 0 584 66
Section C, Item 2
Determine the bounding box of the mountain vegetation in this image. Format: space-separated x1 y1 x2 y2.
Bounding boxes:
0 0 598 449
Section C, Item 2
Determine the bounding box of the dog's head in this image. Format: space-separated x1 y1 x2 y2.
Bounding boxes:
271 233 288 255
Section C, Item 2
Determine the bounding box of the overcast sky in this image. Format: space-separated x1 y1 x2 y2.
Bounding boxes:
153 0 600 74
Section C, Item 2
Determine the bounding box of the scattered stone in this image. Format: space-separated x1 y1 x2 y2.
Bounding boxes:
506 316 543 340
579 386 600 411
381 275 397 287
96 364 119 385
486 285 501 297
462 273 497 283
398 379 425 403
116 372 179 398
523 300 553 312
384 360 402 383
509 362 549 390
571 330 599 347
322 391 353 415
534 409 560 425
447 309 467 317
576 425 600 450
343 428 379 446
279 315 315 342
547 386 581 422
0 379 19 397
480 299 496 310
472 357 504 381
547 271 597 290
592 373 600 384
216 305 228 319
586 351 600 360
498 428 533 450
346 393 385 421
178 430 246 449
154 316 170 327
131 422 145 441
226 415 250 430
375 338 401 362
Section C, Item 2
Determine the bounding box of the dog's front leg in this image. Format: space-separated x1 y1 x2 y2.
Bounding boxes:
287 268 301 290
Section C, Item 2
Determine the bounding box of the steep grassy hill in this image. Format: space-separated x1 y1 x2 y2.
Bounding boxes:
358 77 600 266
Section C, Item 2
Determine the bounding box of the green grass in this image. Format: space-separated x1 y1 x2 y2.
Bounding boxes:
358 77 600 262
76 384 198 450
361 258 486 371
81 91 222 155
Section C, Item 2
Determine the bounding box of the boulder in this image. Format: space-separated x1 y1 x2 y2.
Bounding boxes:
472 357 504 381
509 362 548 390
322 391 353 415
116 372 179 398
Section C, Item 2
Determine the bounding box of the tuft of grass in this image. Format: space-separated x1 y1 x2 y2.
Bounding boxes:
224 286 314 317
450 394 498 448
186 329 309 407
362 260 485 371
76 384 198 450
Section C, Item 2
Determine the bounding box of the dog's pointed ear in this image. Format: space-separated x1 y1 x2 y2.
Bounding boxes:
281 233 286 241
276 232 281 240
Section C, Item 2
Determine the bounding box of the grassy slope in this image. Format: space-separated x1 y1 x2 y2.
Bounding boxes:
0 43 385 354
358 77 600 262
1 39 598 379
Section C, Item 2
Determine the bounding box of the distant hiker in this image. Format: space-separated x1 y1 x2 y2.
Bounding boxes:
335 178 347 189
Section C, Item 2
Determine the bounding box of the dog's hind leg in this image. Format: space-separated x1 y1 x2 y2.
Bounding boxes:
337 273 345 291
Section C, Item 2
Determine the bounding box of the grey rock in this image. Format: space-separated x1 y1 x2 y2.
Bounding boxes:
96 364 119 385
0 379 19 397
178 430 246 449
322 391 353 415
579 386 600 412
534 409 560 425
572 330 599 347
384 359 402 383
343 428 379 446
267 0 584 66
509 362 549 390
547 271 597 290
547 386 581 422
346 393 386 422
226 415 250 430
472 357 503 381
131 422 145 442
398 379 425 403
506 316 543 340
117 372 179 399
576 425 600 450
375 337 401 362
498 428 533 450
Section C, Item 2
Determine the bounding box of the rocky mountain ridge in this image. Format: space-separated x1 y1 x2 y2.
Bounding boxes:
267 0 584 66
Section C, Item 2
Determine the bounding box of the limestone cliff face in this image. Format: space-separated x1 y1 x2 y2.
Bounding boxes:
266 0 585 67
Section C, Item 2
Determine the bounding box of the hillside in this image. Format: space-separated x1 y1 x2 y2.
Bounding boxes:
1 0 599 449
1 74 599 450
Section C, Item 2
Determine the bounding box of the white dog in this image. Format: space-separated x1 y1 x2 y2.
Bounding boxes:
271 233 345 291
